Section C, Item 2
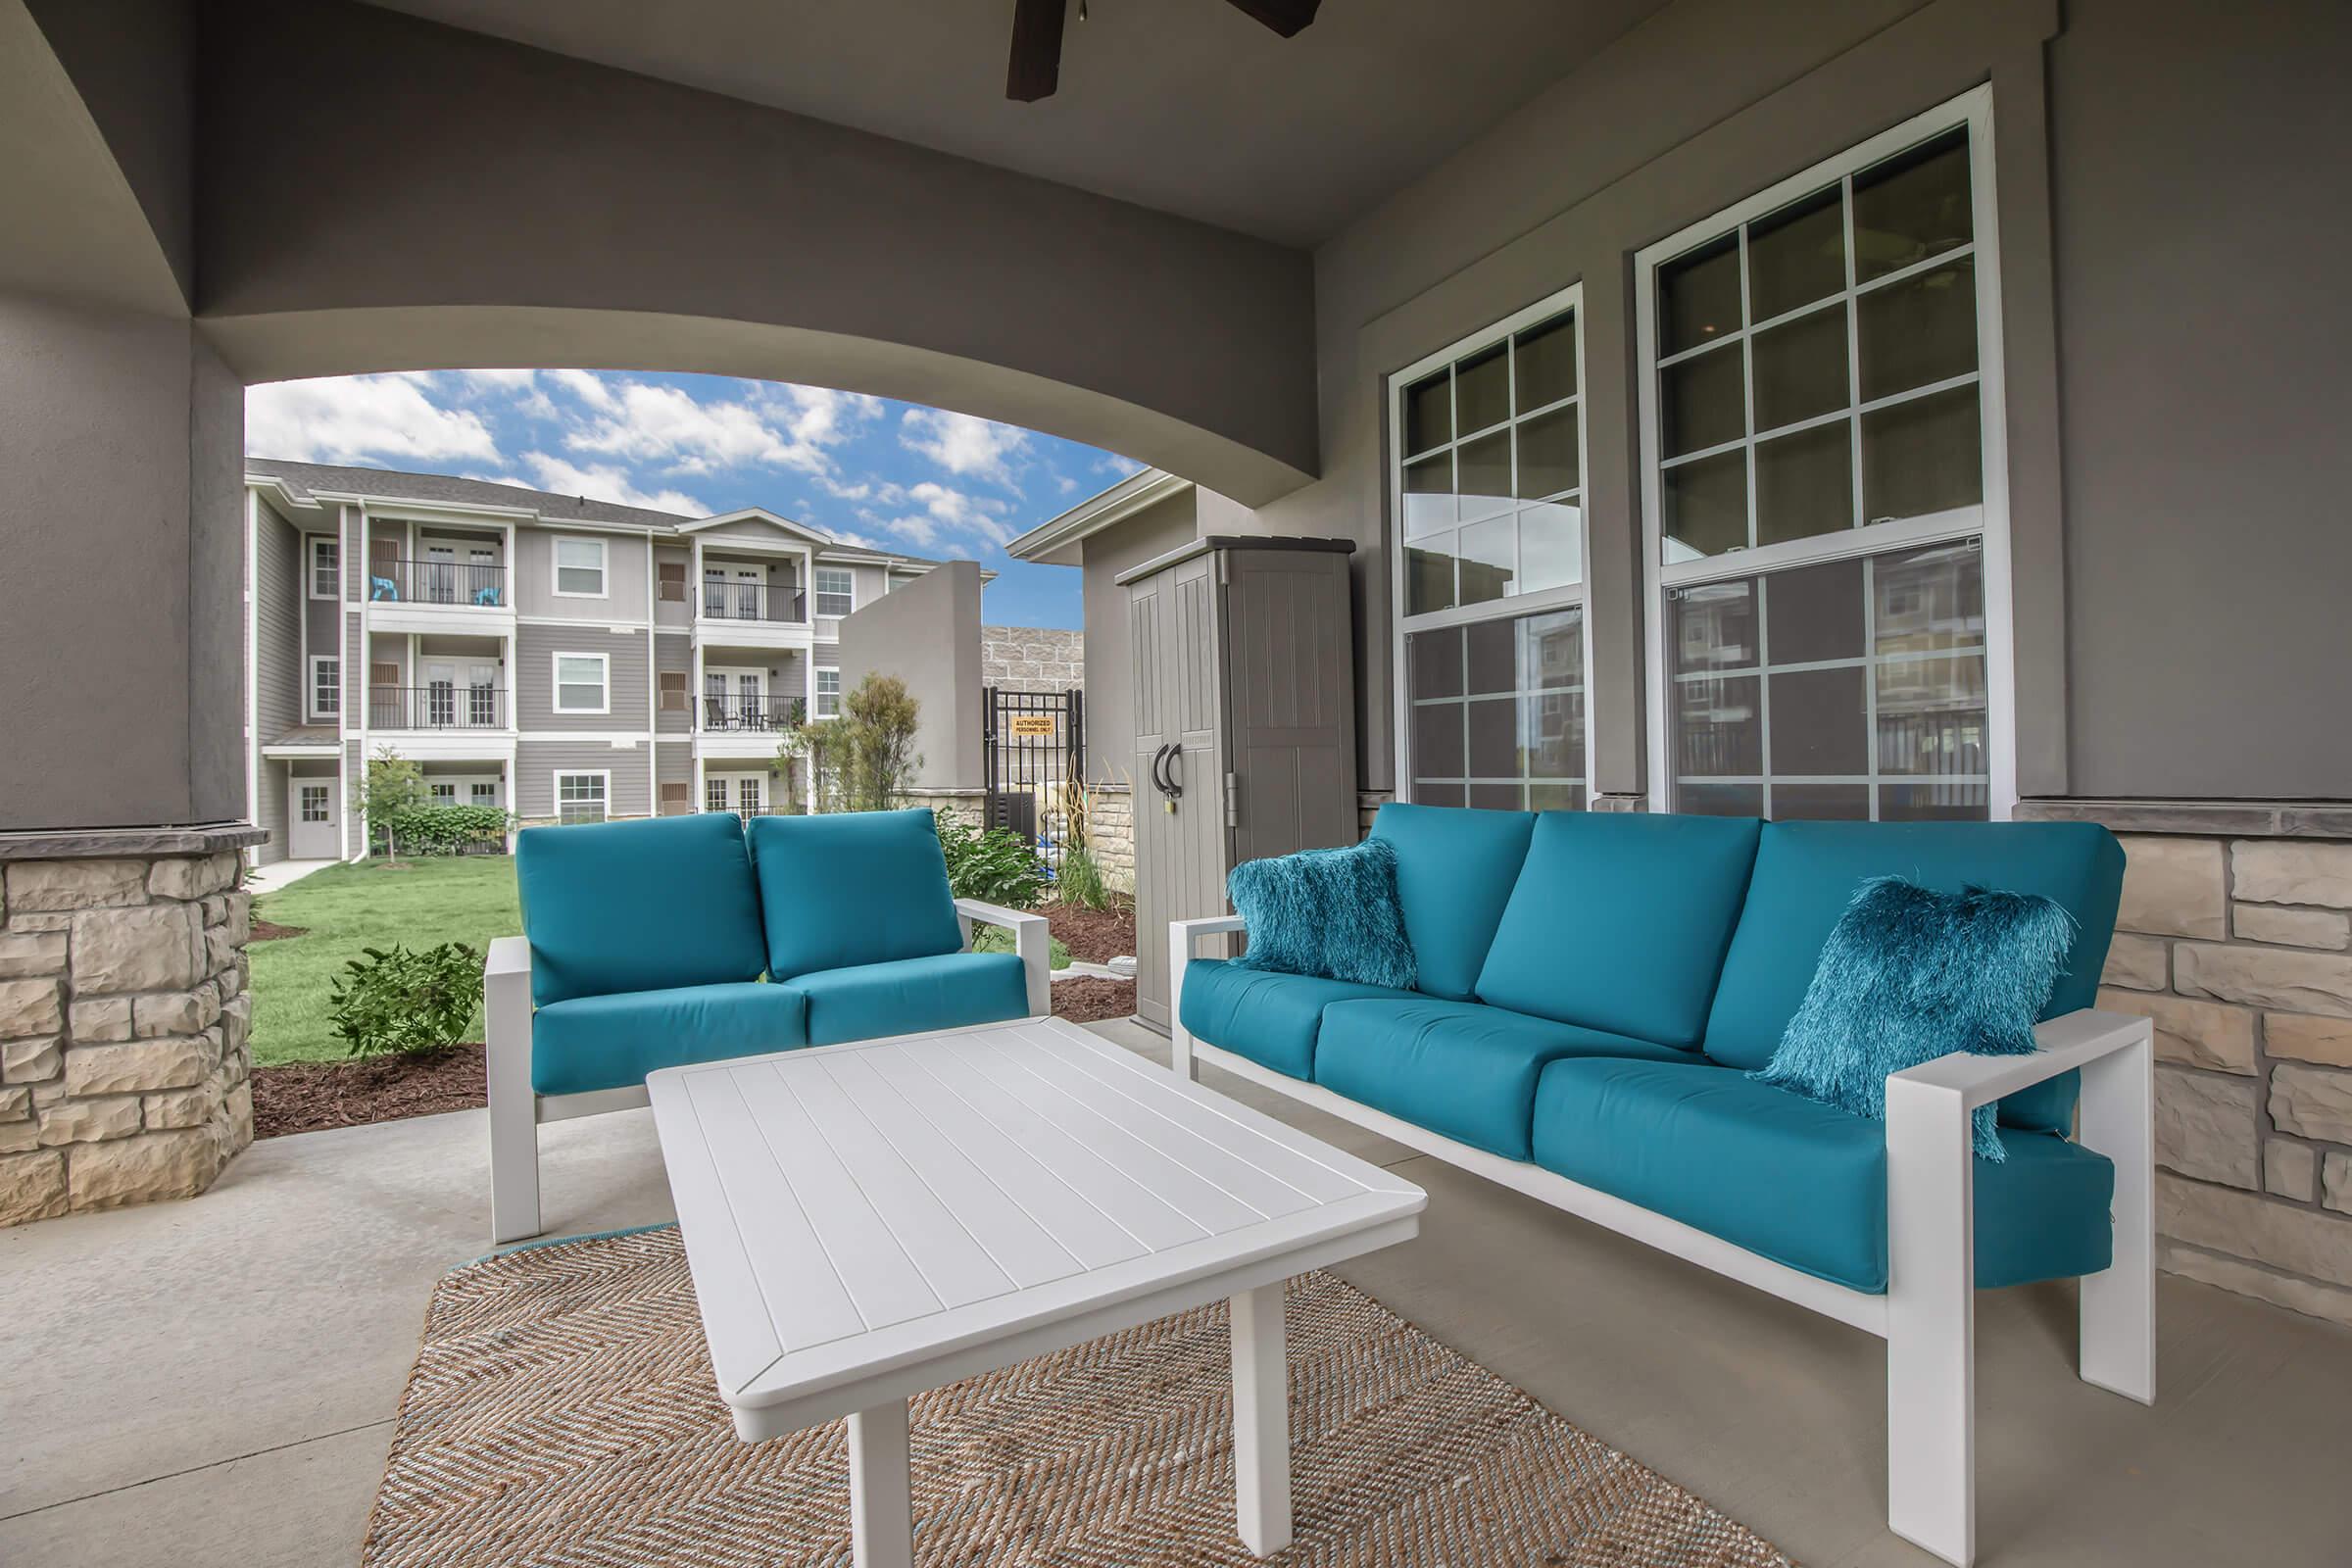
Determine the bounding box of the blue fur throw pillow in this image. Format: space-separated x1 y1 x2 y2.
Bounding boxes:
1228 837 1417 990
1751 876 2077 1161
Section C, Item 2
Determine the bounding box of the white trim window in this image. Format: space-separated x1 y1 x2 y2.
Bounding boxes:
552 652 611 715
1388 282 1592 809
814 566 855 618
552 536 608 598
814 666 842 718
309 655 341 720
309 537 340 601
554 770 609 825
1637 86 2010 822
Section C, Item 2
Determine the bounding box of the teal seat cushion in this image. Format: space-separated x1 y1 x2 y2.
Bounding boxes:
516 812 766 1007
790 951 1031 1047
1704 820 2126 1133
1530 1056 2116 1293
530 980 807 1096
1314 998 1688 1161
1368 803 1536 1001
1177 957 1419 1081
748 809 964 979
1475 811 1760 1047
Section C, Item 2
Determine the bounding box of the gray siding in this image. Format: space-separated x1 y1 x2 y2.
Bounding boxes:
253 758 287 864
300 530 338 704
654 630 692 734
655 738 692 813
513 525 651 620
344 738 364 858
515 623 650 731
515 740 654 820
255 502 302 743
654 545 692 629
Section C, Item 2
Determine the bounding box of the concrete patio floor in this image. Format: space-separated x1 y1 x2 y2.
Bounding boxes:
3 1018 2345 1567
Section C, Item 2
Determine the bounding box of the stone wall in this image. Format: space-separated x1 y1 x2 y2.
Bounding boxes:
2054 816 2352 1327
0 846 256 1226
981 625 1083 693
1086 783 1134 895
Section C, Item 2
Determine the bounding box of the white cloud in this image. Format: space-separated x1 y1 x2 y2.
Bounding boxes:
461 368 537 390
865 479 1015 551
1096 453 1147 479
901 408 1029 489
543 368 619 413
1055 473 1080 494
553 374 882 479
246 374 504 466
518 452 709 515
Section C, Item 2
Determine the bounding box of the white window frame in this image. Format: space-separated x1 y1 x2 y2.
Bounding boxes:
309 537 340 601
308 654 341 721
551 535 609 599
1386 280 1595 808
814 666 842 718
553 770 611 825
1636 85 2014 819
551 651 611 715
814 566 856 619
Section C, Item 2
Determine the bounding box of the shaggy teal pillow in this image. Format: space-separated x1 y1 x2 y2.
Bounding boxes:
1750 877 2077 1161
1228 838 1417 990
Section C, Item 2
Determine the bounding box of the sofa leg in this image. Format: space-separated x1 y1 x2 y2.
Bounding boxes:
1167 922 1197 1080
485 959 542 1245
2078 1029 2156 1404
1886 1073 1976 1568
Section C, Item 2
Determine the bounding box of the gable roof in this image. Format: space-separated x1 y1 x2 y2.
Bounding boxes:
244 458 961 570
1006 467 1190 564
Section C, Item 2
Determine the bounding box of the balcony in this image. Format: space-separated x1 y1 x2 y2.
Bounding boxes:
369 684 507 732
698 694 797 733
366 557 517 636
698 580 805 624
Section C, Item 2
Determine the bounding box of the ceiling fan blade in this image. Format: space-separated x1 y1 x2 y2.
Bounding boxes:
1223 0 1322 37
1006 0 1067 101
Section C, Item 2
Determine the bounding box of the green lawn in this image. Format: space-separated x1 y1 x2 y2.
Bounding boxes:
249 857 520 1066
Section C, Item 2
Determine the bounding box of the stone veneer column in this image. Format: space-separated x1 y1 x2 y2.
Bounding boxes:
2017 801 2352 1328
1088 784 1135 895
0 826 265 1226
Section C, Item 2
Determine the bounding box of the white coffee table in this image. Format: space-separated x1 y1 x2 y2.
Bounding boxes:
647 1014 1424 1567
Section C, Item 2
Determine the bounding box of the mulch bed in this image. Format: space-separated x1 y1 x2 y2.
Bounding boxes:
253 1044 486 1139
1052 977 1137 1024
1042 901 1135 964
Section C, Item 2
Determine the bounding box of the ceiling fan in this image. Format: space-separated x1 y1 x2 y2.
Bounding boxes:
1006 0 1323 101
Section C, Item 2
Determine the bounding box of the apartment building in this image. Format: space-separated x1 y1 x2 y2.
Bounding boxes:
241 460 964 863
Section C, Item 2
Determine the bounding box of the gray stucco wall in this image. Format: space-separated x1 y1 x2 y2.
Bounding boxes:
838 561 983 792
1078 489 1200 788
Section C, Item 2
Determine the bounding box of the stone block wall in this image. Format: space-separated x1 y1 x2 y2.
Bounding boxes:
981 625 1084 693
0 849 255 1226
2084 827 2352 1327
1086 784 1134 894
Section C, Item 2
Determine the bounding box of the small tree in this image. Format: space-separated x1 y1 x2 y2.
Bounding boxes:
363 749 428 863
784 675 921 812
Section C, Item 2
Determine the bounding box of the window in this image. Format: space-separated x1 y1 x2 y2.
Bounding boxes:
555 772 609 824
299 783 331 823
815 567 855 618
1390 283 1590 808
429 782 457 806
309 656 340 720
552 652 609 714
706 776 728 813
815 667 841 717
310 538 340 600
553 537 607 597
470 781 498 807
1639 89 2006 821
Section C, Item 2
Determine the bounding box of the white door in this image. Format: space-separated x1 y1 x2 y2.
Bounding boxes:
737 568 761 620
467 662 499 728
288 778 339 859
425 662 458 727
425 545 457 604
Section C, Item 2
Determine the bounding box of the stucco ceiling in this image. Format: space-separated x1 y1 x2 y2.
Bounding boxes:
358 0 1671 247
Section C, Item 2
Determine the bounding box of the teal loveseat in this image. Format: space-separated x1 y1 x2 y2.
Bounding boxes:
485 808 1050 1243
1169 804 2156 1568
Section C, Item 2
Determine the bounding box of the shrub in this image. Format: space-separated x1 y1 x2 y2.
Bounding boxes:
382 805 513 856
327 942 483 1057
934 809 1048 908
1056 844 1110 910
971 926 1071 969
790 675 923 812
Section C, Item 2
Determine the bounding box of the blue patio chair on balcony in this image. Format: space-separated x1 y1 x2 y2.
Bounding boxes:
472 583 502 607
370 574 399 601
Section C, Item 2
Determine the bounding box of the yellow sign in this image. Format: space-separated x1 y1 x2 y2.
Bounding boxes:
1006 713 1059 738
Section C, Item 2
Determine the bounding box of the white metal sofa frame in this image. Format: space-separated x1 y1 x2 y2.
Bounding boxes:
1170 915 2154 1568
485 899 1051 1245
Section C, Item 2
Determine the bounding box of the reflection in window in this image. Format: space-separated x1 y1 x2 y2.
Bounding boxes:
1406 609 1587 811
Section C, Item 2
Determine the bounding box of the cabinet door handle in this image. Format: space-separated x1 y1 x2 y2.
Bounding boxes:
1162 742 1183 800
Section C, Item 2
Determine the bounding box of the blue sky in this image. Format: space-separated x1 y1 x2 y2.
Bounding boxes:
245 368 1145 628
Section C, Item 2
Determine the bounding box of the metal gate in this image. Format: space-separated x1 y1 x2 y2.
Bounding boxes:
981 686 1083 871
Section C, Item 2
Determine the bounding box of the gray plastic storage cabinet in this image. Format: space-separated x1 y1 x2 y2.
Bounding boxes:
1116 535 1359 1028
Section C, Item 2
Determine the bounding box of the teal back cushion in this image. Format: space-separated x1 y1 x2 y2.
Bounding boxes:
1704 820 2126 1132
749 808 965 979
1475 811 1761 1047
1369 803 1536 1002
515 812 767 1007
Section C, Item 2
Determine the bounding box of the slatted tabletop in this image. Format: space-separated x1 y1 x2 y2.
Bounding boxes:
648 1016 1425 1435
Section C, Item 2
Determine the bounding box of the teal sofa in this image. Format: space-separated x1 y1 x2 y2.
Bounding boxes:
485 808 1050 1243
1170 804 2156 1568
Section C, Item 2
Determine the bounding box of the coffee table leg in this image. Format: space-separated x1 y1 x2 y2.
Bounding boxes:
847 1400 912 1568
1231 1281 1293 1555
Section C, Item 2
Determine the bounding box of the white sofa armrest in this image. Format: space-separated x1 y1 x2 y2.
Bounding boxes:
955 898 1052 1017
1885 1007 2153 1110
483 935 540 1243
1167 915 1248 1080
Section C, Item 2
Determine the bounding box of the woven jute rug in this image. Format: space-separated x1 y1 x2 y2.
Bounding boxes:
365 1226 1793 1567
